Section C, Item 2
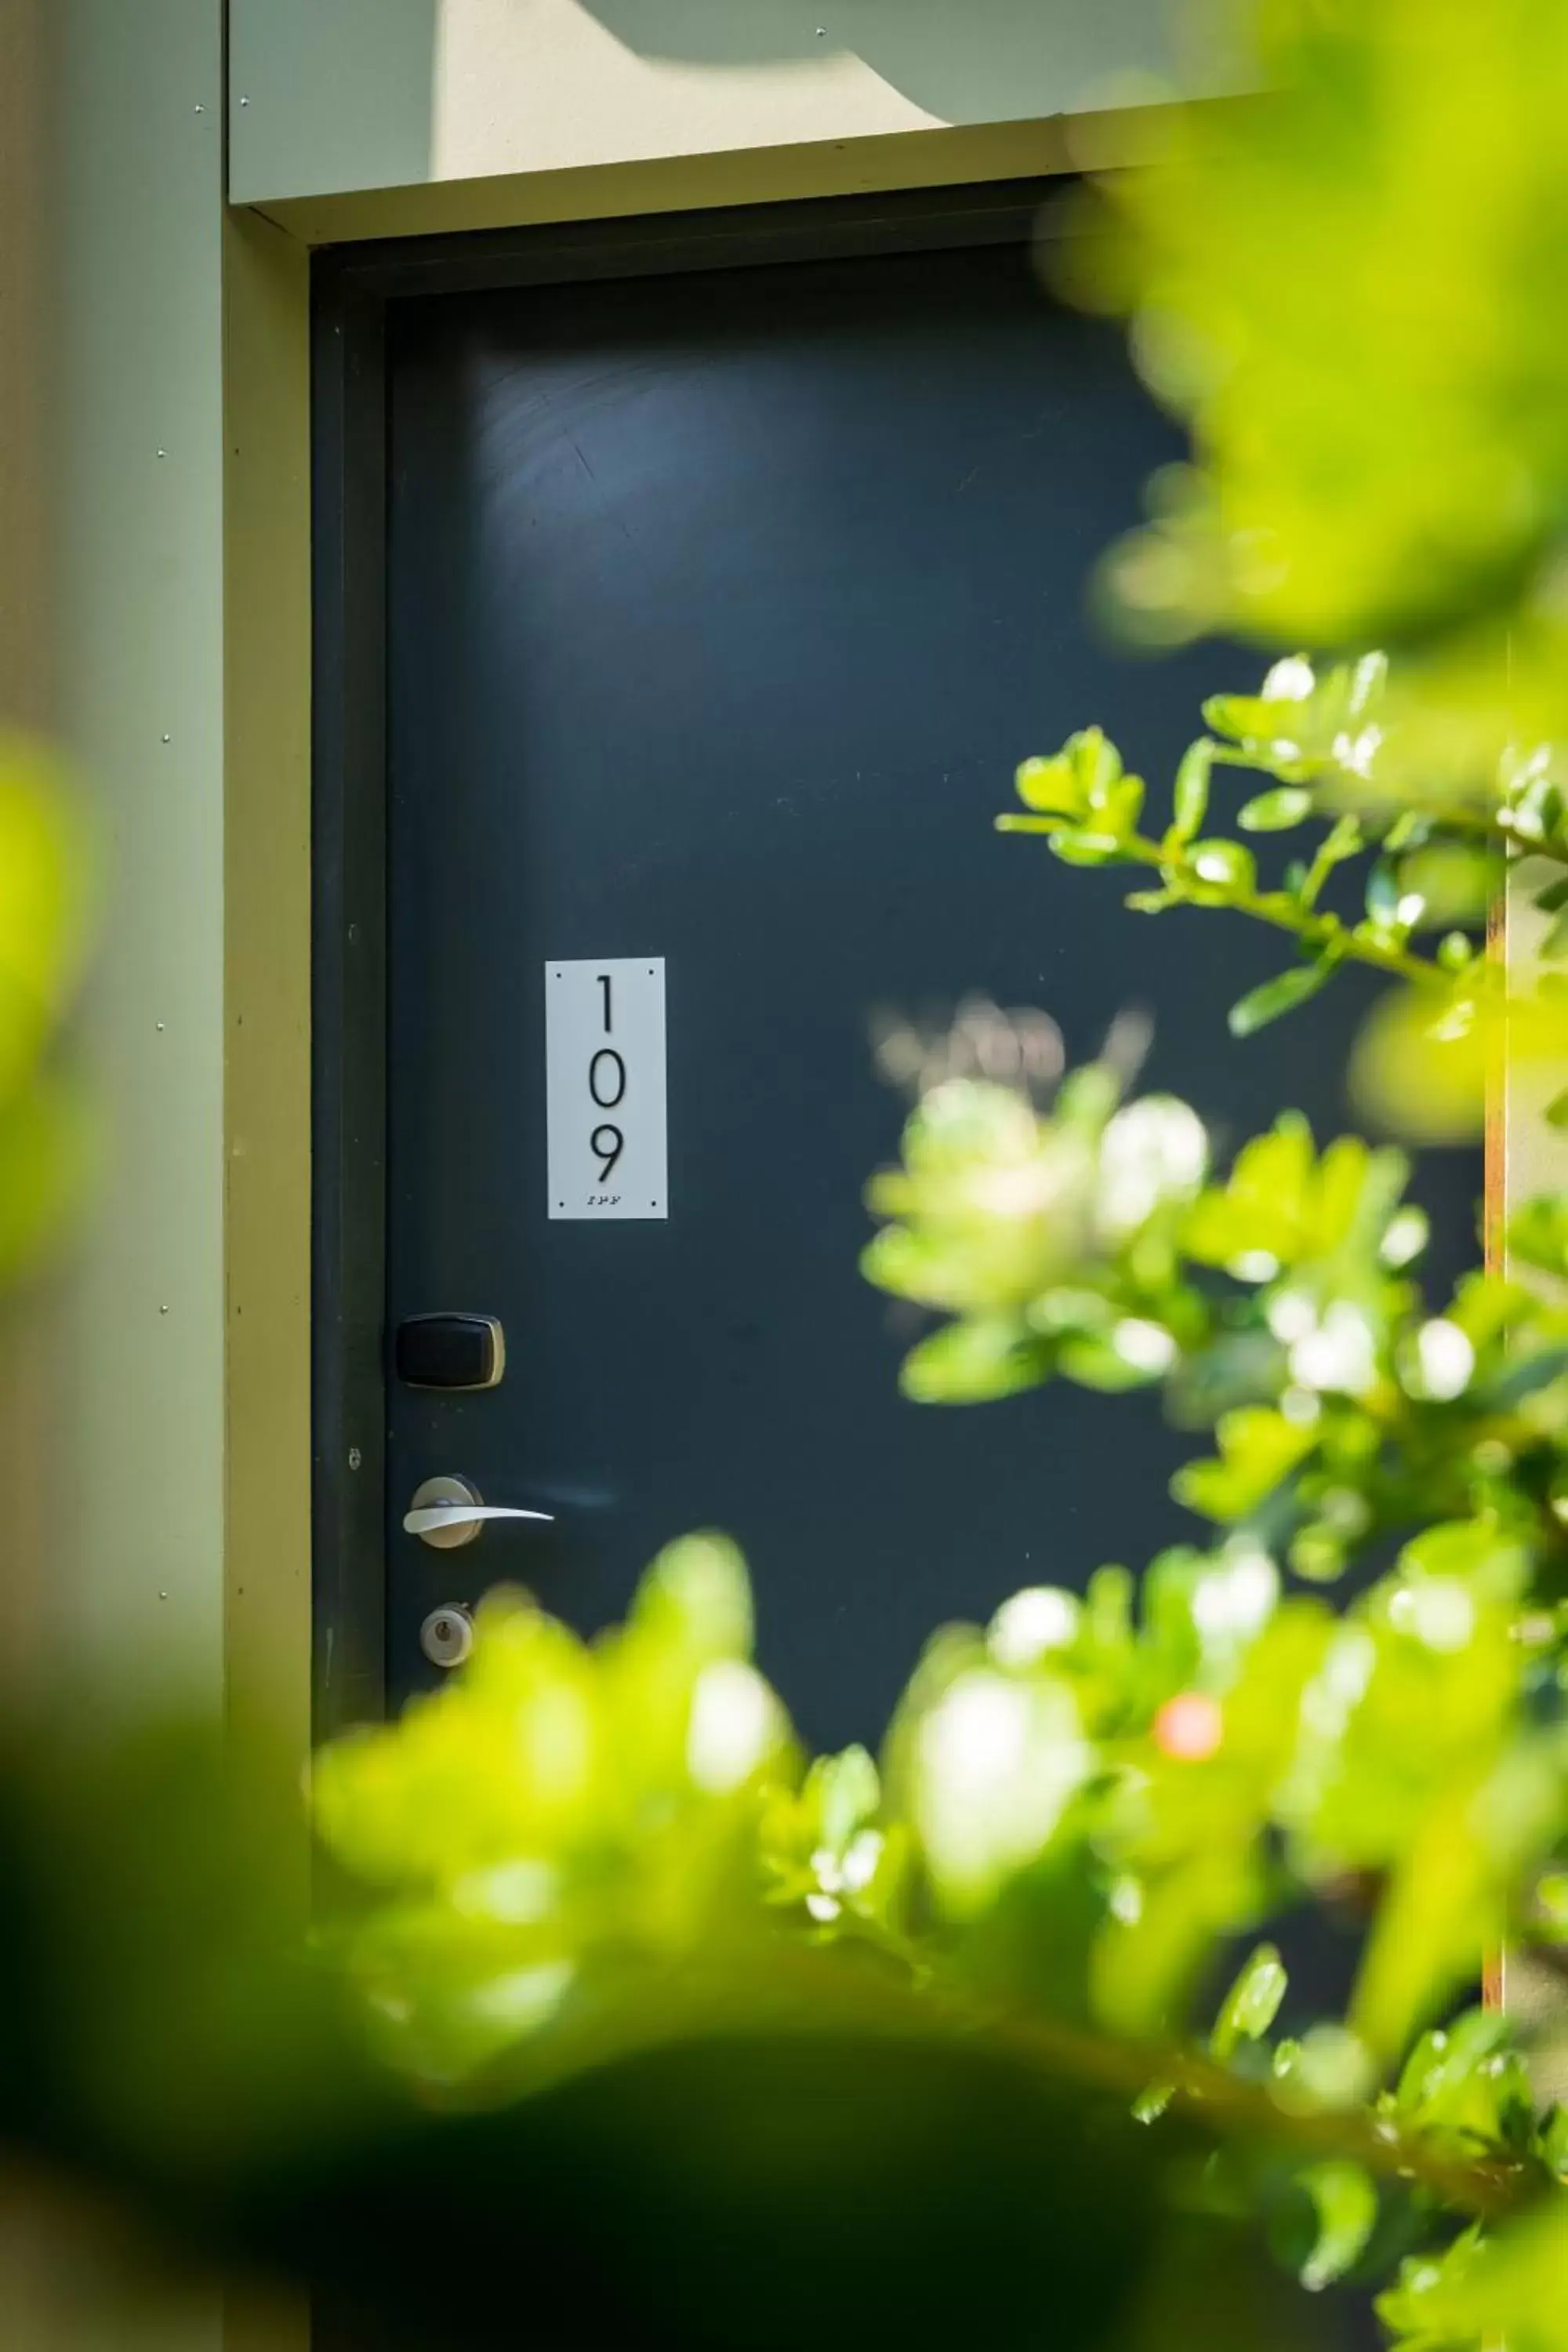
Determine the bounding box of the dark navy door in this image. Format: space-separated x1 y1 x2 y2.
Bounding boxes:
383 223 1472 1748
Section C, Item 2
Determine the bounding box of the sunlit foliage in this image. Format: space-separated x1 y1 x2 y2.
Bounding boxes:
999 651 1568 1140
301 5 1568 2324
21 7 1568 2350
309 1053 1568 2347
314 1534 795 2081
0 737 93 1283
312 1436 1568 2336
1059 0 1568 770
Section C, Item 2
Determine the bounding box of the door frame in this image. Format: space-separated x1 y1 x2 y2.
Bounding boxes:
310 174 1080 1739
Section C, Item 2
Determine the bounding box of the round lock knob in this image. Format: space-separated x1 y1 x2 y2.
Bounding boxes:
419 1603 474 1670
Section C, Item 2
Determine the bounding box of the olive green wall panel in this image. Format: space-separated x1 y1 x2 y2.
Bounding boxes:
53 0 227 1695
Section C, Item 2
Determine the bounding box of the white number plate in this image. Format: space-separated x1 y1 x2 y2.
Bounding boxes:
545 959 668 1220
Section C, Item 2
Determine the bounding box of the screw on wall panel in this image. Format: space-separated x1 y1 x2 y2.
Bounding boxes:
348 1446 362 1472
159 1304 169 1315
155 1022 165 1032
239 95 250 105
162 732 170 743
159 1590 168 1600
157 449 166 459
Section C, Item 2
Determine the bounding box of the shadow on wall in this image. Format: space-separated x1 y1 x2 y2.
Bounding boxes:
574 0 1177 124
230 0 441 201
228 0 1192 209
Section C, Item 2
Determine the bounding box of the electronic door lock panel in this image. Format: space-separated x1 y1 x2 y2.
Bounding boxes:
394 1312 505 1391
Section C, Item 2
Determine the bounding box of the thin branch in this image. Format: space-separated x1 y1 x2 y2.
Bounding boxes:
1120 829 1449 988
983 2002 1534 2222
700 1947 1541 2224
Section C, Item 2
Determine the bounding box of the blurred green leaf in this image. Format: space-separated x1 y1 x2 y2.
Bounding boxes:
0 1710 1167 2352
1015 751 1087 818
1378 2202 1568 2352
1348 985 1488 1144
1238 788 1313 834
1211 1945 1288 2061
0 735 94 1094
1508 1193 1568 1279
1062 0 1568 761
1297 2161 1378 2292
1171 737 1214 842
1051 827 1137 868
1172 1408 1314 1524
1188 839 1257 897
1228 960 1336 1038
899 1316 1050 1403
0 741 96 1291
1364 860 1402 929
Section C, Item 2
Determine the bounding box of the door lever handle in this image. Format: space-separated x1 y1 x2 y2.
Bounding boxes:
404 1503 555 1536
405 1475 554 1551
